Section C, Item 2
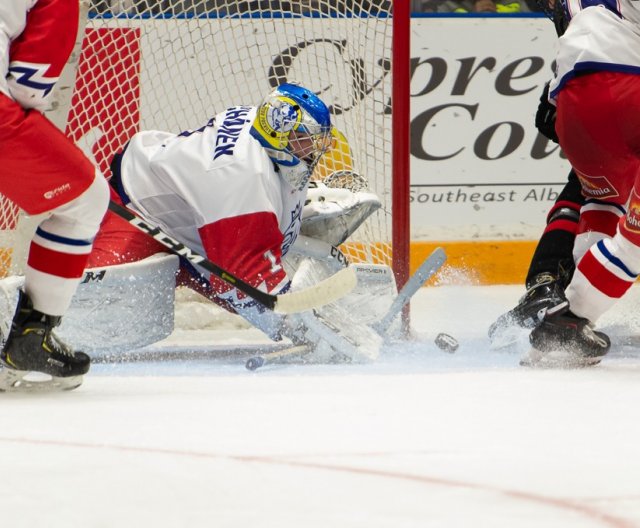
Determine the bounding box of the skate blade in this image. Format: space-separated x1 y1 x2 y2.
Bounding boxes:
520 348 602 369
0 367 83 393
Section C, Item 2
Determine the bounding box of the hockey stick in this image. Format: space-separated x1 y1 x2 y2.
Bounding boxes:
372 247 459 352
245 344 312 371
108 201 357 314
372 247 447 334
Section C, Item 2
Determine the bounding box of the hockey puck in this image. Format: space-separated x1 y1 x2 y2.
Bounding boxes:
245 356 265 371
435 333 459 353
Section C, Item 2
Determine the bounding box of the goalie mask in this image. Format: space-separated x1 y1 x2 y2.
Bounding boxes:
251 83 333 191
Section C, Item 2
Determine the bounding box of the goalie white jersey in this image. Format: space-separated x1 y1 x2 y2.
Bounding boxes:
549 0 640 100
118 105 307 309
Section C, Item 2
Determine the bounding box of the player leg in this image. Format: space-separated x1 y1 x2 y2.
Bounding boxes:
528 71 640 365
488 171 582 344
0 96 109 385
525 169 583 289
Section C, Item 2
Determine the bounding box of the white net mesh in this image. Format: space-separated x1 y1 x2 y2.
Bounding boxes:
1 0 396 277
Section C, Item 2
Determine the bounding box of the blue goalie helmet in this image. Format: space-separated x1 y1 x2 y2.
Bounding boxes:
251 82 333 190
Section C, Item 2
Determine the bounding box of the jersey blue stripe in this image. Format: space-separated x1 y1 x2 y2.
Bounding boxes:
597 239 637 279
35 227 93 247
8 66 55 96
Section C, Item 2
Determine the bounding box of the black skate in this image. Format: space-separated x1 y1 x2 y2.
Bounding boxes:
524 309 610 368
0 291 89 392
488 273 568 348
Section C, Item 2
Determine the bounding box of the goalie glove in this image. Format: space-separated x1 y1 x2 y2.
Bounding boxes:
302 179 381 246
280 308 382 363
278 256 384 362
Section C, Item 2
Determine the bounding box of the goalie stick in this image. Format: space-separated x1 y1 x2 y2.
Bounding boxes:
372 247 447 334
108 201 357 314
371 247 459 352
291 238 447 334
244 247 450 370
245 345 311 371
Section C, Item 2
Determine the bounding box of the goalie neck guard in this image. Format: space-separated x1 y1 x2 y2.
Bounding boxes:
251 83 332 190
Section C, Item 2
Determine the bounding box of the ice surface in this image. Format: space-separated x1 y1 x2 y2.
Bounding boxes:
1 284 640 527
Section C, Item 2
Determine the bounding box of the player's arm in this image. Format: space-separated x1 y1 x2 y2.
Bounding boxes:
7 0 79 110
197 211 293 339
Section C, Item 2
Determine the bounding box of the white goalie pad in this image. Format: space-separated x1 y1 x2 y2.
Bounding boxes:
287 237 399 329
57 254 179 355
286 254 398 363
301 181 382 246
286 237 400 329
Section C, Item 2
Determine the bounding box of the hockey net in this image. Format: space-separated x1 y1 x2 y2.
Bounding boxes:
0 0 406 303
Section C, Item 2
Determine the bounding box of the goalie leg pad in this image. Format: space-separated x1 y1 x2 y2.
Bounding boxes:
283 254 398 363
57 253 179 355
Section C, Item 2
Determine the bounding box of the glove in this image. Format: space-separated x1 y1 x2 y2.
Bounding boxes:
301 180 382 246
535 82 559 144
279 256 384 363
279 309 382 363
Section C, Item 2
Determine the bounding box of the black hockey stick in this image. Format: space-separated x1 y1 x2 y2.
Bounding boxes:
108 201 357 314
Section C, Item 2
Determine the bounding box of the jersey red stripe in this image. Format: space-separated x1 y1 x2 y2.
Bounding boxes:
577 250 632 298
543 218 579 235
27 243 89 279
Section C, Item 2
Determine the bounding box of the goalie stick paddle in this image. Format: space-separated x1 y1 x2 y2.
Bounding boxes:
108 201 357 314
372 247 447 334
372 247 459 352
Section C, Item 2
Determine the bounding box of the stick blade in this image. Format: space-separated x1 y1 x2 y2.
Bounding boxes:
273 266 358 314
372 247 447 334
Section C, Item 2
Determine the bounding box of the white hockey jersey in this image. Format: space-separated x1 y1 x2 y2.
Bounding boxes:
118 106 308 331
549 0 640 100
0 0 79 110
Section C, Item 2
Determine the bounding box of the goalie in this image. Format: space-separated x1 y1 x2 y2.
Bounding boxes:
51 83 391 362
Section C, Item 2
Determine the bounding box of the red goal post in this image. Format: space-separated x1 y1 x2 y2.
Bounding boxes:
0 0 411 316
